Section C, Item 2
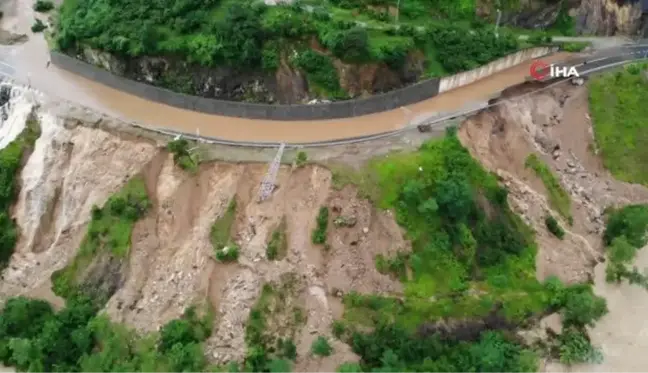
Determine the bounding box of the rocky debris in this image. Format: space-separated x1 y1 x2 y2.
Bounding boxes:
517 313 563 346
333 215 357 228
0 30 27 45
458 84 648 283
208 269 261 364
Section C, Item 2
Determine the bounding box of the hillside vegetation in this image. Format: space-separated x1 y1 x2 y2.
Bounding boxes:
54 0 552 99
0 124 610 371
331 129 607 370
0 114 40 269
589 63 648 186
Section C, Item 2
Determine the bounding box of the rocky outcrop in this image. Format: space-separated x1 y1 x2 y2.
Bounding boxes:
574 0 644 36
77 46 425 104
79 47 279 103
480 0 644 36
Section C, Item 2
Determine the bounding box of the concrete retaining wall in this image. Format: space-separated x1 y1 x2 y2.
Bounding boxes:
51 52 441 121
50 46 551 121
438 47 554 93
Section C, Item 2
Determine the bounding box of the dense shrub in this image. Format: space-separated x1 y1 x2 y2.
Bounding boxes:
54 0 527 101
167 138 199 172
33 0 54 12
293 50 344 97
558 327 602 365
215 244 240 263
351 324 537 372
319 26 370 63
561 285 608 328
311 336 333 357
588 65 648 184
602 205 648 285
427 25 519 74
603 205 648 248
0 296 212 372
295 151 308 167
545 215 565 239
31 19 46 33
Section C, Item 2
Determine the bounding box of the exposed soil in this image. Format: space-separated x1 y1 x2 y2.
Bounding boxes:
459 81 648 284
0 112 158 307
0 106 407 368
458 80 648 371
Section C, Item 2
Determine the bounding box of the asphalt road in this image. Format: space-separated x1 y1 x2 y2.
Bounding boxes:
0 41 647 146
562 43 648 76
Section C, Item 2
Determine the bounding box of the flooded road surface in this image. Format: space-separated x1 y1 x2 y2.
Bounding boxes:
11 41 570 143
0 0 568 143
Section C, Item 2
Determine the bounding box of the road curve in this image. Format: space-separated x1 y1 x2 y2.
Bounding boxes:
2 33 647 144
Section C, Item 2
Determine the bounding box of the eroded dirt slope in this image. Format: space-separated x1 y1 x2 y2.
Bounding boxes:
459 82 648 284
459 81 648 371
0 112 406 369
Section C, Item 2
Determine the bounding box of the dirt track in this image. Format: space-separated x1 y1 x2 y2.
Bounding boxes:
0 0 570 143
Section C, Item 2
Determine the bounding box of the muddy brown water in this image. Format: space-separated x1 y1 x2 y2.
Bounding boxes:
4 30 570 143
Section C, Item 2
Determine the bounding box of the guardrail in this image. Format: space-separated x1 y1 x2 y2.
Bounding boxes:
4 48 645 150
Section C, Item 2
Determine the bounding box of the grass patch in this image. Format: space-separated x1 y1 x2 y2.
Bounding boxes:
210 198 237 251
51 176 150 302
0 114 40 269
545 215 565 239
589 63 648 185
311 206 329 245
525 154 572 221
266 217 288 261
560 42 589 52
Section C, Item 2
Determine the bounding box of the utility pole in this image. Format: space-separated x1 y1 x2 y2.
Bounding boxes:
495 8 502 39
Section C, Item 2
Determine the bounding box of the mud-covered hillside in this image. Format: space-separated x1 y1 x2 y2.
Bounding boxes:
0 87 407 371
1 72 648 372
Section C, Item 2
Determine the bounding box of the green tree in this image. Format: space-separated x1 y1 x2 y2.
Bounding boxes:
562 287 608 327
604 205 648 247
